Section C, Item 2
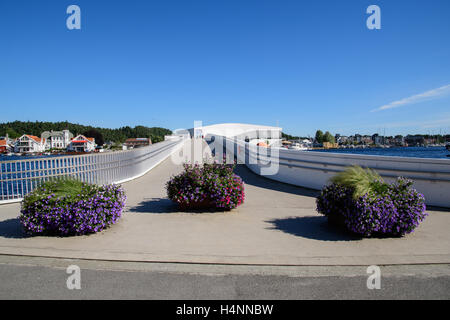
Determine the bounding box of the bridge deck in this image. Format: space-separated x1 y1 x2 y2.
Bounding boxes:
0 141 449 265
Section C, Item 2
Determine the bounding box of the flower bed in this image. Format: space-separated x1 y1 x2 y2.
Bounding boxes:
166 162 245 211
19 179 126 236
316 166 427 237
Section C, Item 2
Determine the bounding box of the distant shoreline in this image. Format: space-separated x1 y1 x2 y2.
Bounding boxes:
309 146 449 159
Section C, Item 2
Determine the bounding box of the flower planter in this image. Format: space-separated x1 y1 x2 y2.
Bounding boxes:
166 163 245 211
20 182 126 236
316 177 427 237
177 198 215 211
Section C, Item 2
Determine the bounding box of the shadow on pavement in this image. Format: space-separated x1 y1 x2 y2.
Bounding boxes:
234 164 319 198
266 216 361 241
127 198 229 214
0 218 30 239
127 198 179 214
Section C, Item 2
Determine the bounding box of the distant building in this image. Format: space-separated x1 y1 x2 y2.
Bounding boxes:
361 135 373 145
41 130 73 149
334 134 341 143
323 142 338 149
405 135 424 146
372 134 383 145
393 135 405 146
0 135 13 153
424 137 437 145
14 135 47 153
337 136 349 144
67 135 96 152
0 139 11 153
124 138 152 149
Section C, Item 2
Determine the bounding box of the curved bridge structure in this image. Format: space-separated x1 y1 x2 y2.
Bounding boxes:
192 123 450 208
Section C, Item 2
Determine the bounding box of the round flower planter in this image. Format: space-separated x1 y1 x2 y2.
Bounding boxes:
316 177 427 237
166 163 245 212
20 183 126 236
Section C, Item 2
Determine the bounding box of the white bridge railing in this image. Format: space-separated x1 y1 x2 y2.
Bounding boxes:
213 137 450 208
0 138 184 204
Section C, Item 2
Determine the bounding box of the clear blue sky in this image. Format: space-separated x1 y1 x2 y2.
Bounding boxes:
1 0 449 137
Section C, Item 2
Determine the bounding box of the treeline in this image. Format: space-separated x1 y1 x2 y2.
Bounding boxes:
281 132 309 140
0 121 172 144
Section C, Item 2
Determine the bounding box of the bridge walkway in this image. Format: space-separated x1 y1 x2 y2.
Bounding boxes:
0 140 448 265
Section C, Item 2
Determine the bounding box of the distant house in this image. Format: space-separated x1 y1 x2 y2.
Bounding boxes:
372 134 383 145
0 139 11 153
405 135 424 146
337 135 349 144
67 135 96 152
323 142 338 149
41 130 73 149
0 135 13 153
361 135 373 145
123 138 151 149
14 135 47 153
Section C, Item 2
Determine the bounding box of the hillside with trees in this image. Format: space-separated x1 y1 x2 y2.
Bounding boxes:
0 121 172 145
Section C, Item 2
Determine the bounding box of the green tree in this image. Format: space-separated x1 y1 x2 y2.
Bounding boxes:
83 128 104 146
0 121 172 144
315 130 324 144
3 127 20 138
323 131 335 143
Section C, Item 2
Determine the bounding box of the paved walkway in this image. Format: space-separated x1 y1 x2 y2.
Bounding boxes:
1 256 449 299
0 140 449 266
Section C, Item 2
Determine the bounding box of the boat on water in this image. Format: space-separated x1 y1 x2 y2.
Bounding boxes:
446 143 450 151
289 143 309 151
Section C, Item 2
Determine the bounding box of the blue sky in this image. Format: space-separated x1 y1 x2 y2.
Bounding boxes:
1 0 449 137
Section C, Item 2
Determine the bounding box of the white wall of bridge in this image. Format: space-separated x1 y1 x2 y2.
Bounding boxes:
218 137 450 208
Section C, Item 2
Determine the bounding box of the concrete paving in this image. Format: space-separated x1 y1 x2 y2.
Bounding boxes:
0 140 449 266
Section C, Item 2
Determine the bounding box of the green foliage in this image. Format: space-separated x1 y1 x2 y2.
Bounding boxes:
315 130 324 143
25 178 87 204
0 121 172 144
330 166 388 199
281 132 300 140
82 128 104 146
323 131 335 143
3 127 20 138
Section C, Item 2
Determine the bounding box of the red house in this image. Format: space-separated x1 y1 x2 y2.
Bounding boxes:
0 140 11 153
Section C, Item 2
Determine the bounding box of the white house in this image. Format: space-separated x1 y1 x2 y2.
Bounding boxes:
41 130 73 149
14 135 47 153
67 135 96 152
